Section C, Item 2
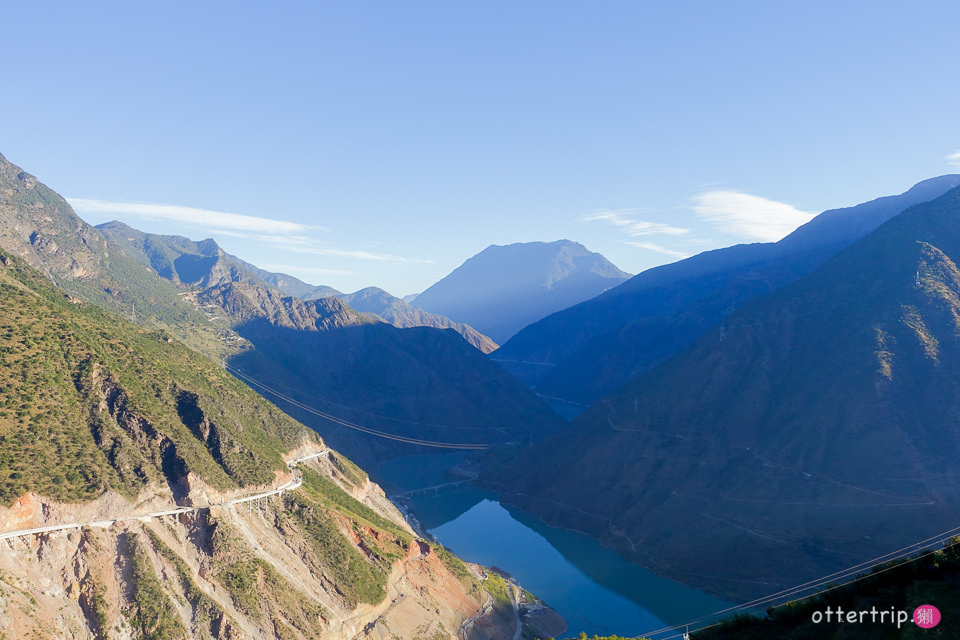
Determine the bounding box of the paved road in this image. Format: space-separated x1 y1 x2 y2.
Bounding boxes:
510 582 522 640
0 449 329 542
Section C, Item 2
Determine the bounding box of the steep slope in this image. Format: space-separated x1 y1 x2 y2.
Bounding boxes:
494 176 960 398
337 286 498 353
0 250 307 504
185 280 560 467
95 220 277 289
197 281 367 333
492 186 960 602
96 223 498 351
0 249 517 639
228 318 562 470
412 240 631 344
241 268 341 301
0 154 219 351
0 156 561 472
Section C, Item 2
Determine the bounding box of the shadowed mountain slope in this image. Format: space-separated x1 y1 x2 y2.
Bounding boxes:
227 317 561 470
490 186 960 602
494 176 960 403
0 159 536 640
412 240 631 344
336 286 498 353
2 152 562 472
95 220 279 290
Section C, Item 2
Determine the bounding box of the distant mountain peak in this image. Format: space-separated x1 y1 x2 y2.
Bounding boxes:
495 174 960 396
411 239 631 343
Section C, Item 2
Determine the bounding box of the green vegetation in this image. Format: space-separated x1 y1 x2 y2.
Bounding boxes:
91 585 109 635
144 529 225 638
434 543 473 583
208 517 266 617
208 514 325 631
297 466 410 540
126 534 188 640
0 249 315 505
282 490 392 607
484 571 513 610
329 450 367 486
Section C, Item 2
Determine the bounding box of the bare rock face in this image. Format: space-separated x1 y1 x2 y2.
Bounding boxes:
0 453 509 640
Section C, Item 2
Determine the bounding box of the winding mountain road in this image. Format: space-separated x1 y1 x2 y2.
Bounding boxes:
0 449 329 542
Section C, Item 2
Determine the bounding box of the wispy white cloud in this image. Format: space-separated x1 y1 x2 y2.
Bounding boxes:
947 150 960 169
214 229 432 263
70 197 431 264
581 210 690 236
624 241 690 259
259 264 354 276
69 198 314 235
263 236 433 263
692 191 814 242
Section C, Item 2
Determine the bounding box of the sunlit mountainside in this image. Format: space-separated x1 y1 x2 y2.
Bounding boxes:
0 152 562 639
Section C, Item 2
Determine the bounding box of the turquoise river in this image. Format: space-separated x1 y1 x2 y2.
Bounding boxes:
375 453 733 639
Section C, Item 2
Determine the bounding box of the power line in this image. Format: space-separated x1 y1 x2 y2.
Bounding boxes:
636 525 960 639
229 364 505 431
224 364 494 450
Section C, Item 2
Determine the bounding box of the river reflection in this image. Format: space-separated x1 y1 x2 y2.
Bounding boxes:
376 454 731 638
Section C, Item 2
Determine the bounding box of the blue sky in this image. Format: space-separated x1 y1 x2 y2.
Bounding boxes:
3 1 959 296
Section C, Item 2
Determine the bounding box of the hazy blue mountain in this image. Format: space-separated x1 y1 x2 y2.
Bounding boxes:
258 271 342 300
245 271 340 299
336 286 498 353
87 229 556 466
494 175 960 402
411 240 632 344
488 185 960 602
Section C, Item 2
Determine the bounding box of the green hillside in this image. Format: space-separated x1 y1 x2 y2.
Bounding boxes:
0 153 238 356
0 248 310 503
0 247 498 639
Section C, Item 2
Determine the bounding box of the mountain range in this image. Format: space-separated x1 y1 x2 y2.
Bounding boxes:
494 175 960 406
9 143 960 628
333 286 498 353
0 243 513 639
95 220 498 352
0 153 562 471
487 185 960 602
411 239 632 344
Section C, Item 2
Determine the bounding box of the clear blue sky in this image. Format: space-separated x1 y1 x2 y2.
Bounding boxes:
3 1 959 296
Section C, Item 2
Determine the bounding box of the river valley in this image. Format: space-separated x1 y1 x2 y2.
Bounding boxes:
376 453 732 638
